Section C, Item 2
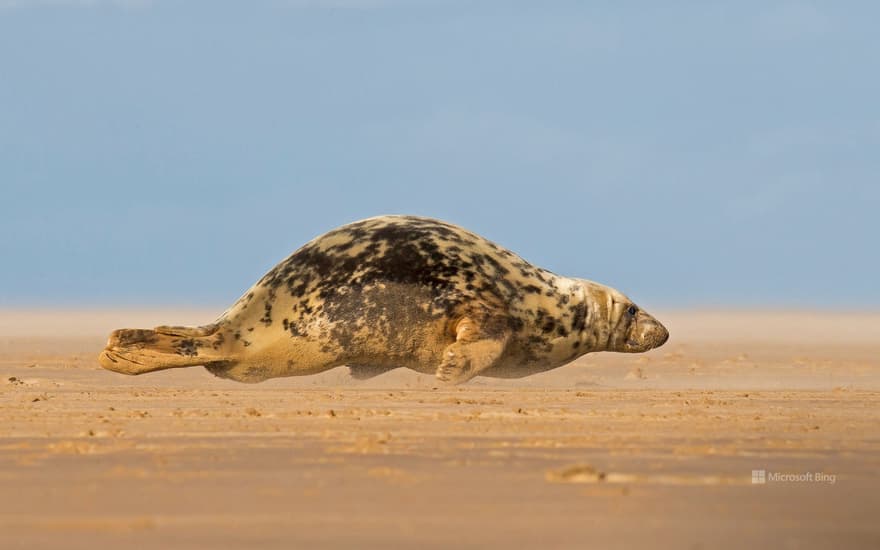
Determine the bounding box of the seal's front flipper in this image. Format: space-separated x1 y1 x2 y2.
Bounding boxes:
99 324 231 375
436 316 510 385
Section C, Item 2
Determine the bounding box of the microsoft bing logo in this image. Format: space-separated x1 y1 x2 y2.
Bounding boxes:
752 470 766 484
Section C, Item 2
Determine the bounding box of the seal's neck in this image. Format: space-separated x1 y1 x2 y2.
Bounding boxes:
571 278 616 352
537 276 613 358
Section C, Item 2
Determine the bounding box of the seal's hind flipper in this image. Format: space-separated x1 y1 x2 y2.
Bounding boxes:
99 324 231 376
436 315 510 385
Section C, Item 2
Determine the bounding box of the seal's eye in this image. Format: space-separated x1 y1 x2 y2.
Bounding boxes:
626 305 638 316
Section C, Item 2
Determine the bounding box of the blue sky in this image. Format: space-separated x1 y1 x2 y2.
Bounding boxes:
1 1 878 308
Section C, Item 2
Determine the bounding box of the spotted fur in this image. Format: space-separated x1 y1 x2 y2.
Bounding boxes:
99 215 668 384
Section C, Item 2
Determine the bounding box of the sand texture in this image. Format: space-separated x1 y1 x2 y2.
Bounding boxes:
1 309 879 549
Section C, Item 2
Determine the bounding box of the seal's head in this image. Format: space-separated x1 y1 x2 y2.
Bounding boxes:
608 300 669 353
580 280 669 353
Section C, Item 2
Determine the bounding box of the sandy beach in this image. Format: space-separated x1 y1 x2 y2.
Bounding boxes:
1 309 878 549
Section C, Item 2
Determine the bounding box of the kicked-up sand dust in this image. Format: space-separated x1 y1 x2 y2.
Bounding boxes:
1 309 878 549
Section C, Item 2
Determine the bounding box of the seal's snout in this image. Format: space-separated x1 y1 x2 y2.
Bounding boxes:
637 312 669 351
657 323 670 346
617 309 669 353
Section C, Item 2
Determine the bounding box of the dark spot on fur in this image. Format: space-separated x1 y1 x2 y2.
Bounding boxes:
176 338 200 357
570 303 587 332
509 317 525 332
259 302 273 327
288 322 305 337
114 329 158 347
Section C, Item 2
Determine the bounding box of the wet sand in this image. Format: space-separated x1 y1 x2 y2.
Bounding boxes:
1 310 879 549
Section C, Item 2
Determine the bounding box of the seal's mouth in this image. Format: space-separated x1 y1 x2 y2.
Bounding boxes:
623 339 655 352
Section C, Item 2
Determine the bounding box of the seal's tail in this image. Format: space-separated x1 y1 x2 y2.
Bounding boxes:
98 323 231 375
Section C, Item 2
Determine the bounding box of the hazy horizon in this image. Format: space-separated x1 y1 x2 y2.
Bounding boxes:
2 1 878 309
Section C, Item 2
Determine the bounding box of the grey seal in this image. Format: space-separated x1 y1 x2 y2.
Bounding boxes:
99 215 668 384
